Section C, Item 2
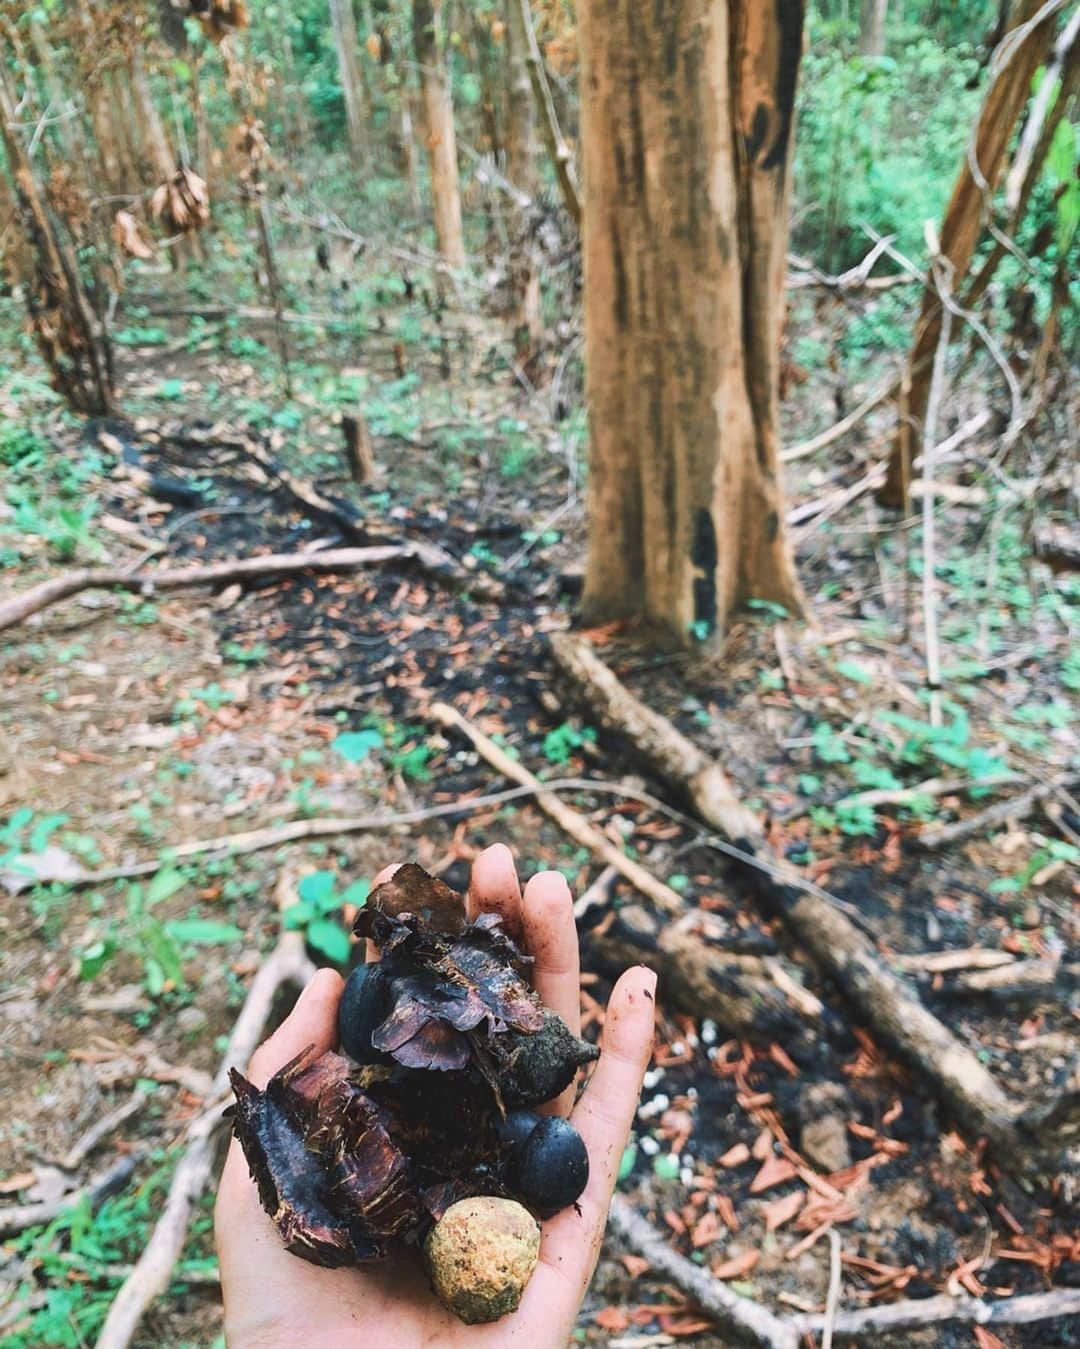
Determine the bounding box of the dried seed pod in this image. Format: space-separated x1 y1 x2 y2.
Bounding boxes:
424 1197 540 1324
229 862 601 1316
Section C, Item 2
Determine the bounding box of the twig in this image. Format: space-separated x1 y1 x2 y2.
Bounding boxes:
919 221 954 728
607 1196 800 1349
94 930 316 1349
515 0 581 225
917 774 1073 849
573 864 618 919
781 380 899 463
822 1228 843 1349
0 1153 142 1238
792 1287 1080 1342
427 702 686 914
0 546 406 634
61 1090 148 1172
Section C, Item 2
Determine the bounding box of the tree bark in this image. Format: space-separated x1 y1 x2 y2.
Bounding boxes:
0 63 113 415
578 0 805 643
330 0 369 170
880 0 1058 505
413 0 466 265
504 0 537 198
129 47 175 182
857 0 888 56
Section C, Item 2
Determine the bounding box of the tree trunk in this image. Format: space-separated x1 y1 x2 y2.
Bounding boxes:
129 47 175 182
0 65 113 415
413 0 466 266
879 0 1058 506
330 0 369 170
504 0 537 198
579 0 805 643
857 0 888 56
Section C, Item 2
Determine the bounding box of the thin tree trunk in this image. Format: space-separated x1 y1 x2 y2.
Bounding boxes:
504 0 537 198
857 0 889 56
514 0 580 225
579 0 804 642
129 47 175 182
413 0 466 266
880 0 1058 505
0 64 113 414
399 89 423 217
331 0 369 170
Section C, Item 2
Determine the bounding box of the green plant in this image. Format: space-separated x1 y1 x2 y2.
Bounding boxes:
284 870 369 963
542 722 596 766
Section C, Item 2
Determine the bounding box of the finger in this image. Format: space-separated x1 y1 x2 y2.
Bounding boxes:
364 861 402 963
523 965 656 1323
521 870 581 1116
467 842 523 939
247 966 344 1087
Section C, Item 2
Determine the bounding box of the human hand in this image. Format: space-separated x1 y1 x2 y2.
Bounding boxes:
214 844 657 1347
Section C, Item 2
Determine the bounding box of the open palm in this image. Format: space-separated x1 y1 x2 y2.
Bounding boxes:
214 844 656 1348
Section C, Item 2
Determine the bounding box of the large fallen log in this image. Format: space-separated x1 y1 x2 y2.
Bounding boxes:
0 546 405 635
549 633 1059 1170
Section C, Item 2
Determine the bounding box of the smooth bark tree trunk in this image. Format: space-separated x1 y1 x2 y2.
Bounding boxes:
504 0 537 198
880 0 1057 505
579 0 805 642
330 0 369 170
858 0 888 56
413 0 466 266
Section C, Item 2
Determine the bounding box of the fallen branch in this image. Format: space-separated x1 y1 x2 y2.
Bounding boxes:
94 928 316 1349
61 1089 149 1171
0 1153 142 1238
238 437 505 602
549 633 1044 1170
918 774 1072 848
792 1286 1080 1343
607 1195 800 1348
0 546 405 635
591 903 821 1041
427 701 685 914
781 378 899 463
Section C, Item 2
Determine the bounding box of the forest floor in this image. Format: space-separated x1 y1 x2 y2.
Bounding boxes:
1 217 1077 1348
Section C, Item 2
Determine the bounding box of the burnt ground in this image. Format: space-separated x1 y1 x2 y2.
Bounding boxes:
0 236 1077 1347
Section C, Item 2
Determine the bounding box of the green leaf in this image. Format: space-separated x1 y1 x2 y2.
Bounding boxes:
617 1142 638 1184
156 378 185 401
298 871 336 905
166 919 243 945
28 812 68 852
652 1152 681 1181
331 730 384 763
78 938 116 980
340 880 370 907
146 867 187 906
835 659 873 685
305 918 352 964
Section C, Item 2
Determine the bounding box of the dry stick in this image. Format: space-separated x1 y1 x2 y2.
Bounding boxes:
427 701 685 914
781 378 899 463
61 1089 148 1172
548 633 1035 1168
0 546 405 635
515 0 581 226
1005 4 1080 213
94 930 316 1349
792 1287 1080 1343
0 1153 143 1239
918 228 950 726
918 774 1071 849
607 1196 800 1349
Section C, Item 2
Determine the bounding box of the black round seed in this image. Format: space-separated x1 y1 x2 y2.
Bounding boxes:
515 1116 589 1216
337 963 390 1064
495 1109 542 1171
